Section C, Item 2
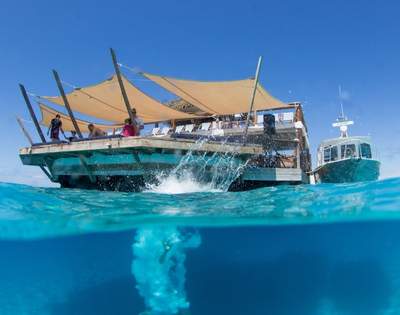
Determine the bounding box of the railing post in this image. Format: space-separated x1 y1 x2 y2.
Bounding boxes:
296 140 301 169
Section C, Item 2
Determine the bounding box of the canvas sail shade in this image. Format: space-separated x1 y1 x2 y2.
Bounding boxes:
43 75 200 124
39 103 122 132
142 73 291 115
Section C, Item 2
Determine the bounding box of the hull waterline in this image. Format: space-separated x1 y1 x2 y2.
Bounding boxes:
314 158 380 183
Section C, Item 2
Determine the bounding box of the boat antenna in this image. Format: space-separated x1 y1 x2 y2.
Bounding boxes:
338 85 345 120
333 85 353 137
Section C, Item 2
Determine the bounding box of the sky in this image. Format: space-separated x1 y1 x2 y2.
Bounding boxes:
0 0 399 186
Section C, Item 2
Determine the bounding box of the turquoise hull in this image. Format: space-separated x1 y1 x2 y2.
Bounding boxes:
315 158 380 183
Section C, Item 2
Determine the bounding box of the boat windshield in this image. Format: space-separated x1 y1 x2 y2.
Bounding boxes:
323 145 338 163
360 143 372 158
341 144 357 159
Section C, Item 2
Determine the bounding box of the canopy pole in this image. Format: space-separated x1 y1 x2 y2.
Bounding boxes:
243 56 263 143
110 48 135 123
19 84 47 143
52 70 83 138
16 116 33 145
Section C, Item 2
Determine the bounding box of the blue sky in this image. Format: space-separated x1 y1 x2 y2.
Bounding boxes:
0 0 399 186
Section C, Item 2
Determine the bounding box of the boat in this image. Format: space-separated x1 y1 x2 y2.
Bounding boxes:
17 50 312 191
314 95 380 183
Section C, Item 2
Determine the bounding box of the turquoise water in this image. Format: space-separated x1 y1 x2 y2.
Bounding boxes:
0 177 399 314
0 178 399 239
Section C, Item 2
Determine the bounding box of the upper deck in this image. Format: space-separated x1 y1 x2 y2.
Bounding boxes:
20 135 263 161
20 115 307 162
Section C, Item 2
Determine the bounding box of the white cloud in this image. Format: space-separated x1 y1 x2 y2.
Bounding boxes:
380 159 400 179
0 166 59 187
379 145 400 179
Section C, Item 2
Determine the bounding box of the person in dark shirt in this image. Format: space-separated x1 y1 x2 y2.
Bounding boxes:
47 114 65 141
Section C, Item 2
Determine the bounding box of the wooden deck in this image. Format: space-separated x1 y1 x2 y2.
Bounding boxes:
20 136 264 157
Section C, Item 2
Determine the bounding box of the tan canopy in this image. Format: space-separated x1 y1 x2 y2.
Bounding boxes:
39 103 121 132
43 75 200 124
142 73 291 115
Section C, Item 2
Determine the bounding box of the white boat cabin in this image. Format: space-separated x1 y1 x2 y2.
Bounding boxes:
317 136 375 167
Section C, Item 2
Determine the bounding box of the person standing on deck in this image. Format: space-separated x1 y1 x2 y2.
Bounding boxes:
47 114 65 141
131 108 144 136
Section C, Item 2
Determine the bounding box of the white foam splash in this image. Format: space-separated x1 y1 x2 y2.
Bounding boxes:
146 139 247 194
146 172 220 194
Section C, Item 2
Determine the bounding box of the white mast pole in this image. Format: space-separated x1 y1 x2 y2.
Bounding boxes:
243 56 263 143
339 85 345 119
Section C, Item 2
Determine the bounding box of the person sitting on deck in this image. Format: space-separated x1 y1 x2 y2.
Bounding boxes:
67 130 78 142
47 114 65 141
131 108 144 136
88 123 106 138
121 118 136 137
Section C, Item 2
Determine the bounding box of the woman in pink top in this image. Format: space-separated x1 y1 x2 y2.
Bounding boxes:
121 118 136 137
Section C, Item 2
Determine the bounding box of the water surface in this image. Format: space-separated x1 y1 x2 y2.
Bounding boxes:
0 177 399 315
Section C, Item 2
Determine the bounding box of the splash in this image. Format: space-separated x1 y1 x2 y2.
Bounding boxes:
146 171 218 194
147 139 248 194
132 227 201 315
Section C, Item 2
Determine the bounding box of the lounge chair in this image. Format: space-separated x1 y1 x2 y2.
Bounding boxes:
160 127 171 135
210 121 224 136
152 127 171 137
256 114 264 125
184 124 194 133
175 125 185 133
151 127 161 136
200 122 211 131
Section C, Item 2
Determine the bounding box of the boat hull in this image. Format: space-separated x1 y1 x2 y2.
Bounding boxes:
314 158 380 183
19 137 309 191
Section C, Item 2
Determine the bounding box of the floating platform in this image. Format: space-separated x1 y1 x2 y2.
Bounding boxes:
19 135 309 191
16 49 314 191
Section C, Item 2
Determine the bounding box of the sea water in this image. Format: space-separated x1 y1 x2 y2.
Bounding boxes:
0 176 400 315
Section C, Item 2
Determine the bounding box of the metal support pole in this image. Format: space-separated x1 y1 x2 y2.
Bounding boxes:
39 166 56 182
52 70 83 138
296 139 301 169
16 117 33 145
78 155 96 183
243 56 263 143
110 48 135 123
19 84 46 143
